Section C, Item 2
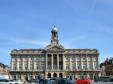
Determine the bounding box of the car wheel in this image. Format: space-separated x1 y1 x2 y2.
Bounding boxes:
86 83 90 84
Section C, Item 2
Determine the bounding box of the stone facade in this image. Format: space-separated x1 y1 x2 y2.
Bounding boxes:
10 27 100 81
0 62 9 75
100 57 113 77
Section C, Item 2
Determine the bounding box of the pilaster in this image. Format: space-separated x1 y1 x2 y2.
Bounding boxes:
46 54 48 70
52 54 53 70
57 54 59 70
63 54 65 70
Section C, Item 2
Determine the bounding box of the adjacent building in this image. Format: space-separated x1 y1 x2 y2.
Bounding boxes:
100 57 113 77
10 27 100 81
0 62 9 75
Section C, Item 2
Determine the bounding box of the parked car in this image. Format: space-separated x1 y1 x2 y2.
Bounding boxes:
28 79 39 83
57 78 77 84
0 79 23 84
39 79 46 84
74 78 91 84
46 78 57 84
99 76 113 82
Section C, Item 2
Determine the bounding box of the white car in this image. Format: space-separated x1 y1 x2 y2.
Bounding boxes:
0 79 23 84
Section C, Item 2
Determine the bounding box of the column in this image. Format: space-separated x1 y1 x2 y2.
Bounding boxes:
97 55 99 70
28 56 30 70
52 54 53 70
57 54 59 70
80 54 82 70
17 56 19 70
92 56 94 70
75 55 76 70
69 56 71 70
86 54 88 70
22 57 24 70
46 54 48 70
33 56 36 71
63 54 65 70
11 57 13 70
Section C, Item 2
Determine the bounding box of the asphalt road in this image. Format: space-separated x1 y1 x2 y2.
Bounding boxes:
92 82 113 84
23 82 113 84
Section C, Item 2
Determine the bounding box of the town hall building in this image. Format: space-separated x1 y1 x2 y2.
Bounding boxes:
10 27 100 81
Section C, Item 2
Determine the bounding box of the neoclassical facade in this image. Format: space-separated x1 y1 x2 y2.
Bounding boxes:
10 27 100 81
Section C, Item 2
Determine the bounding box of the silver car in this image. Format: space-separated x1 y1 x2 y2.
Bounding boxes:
0 79 23 84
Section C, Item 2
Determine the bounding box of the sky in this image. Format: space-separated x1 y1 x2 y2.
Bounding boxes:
0 0 113 66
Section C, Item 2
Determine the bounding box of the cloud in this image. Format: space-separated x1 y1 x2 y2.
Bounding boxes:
10 38 49 47
61 35 87 48
0 48 11 52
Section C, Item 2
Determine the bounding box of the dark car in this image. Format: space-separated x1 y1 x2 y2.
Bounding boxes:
39 79 46 84
46 78 57 84
57 78 77 84
28 79 39 83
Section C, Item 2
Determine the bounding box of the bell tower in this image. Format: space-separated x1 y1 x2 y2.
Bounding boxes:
45 26 64 50
51 26 59 45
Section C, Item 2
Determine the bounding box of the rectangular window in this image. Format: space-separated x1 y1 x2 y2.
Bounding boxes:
59 57 62 62
88 57 92 61
89 64 92 70
83 64 86 70
94 56 97 61
19 57 22 62
36 64 39 70
25 64 28 70
30 57 34 61
48 65 51 70
77 64 80 70
19 64 22 70
13 57 16 61
36 56 39 61
66 64 69 70
48 57 51 62
77 57 80 61
78 74 81 79
41 64 45 70
13 64 16 70
83 57 86 61
25 57 28 61
94 64 97 70
41 57 45 61
53 65 57 70
71 56 74 61
30 64 33 70
71 64 74 70
66 56 69 61
59 64 63 70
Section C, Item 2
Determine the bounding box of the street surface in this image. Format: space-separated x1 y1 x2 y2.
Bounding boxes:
92 82 113 84
23 82 113 84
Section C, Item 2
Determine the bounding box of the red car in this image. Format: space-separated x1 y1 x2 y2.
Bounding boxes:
74 78 91 84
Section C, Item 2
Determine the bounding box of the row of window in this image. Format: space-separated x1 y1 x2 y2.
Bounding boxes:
13 64 45 70
66 64 98 70
12 56 45 62
65 56 97 62
12 56 97 62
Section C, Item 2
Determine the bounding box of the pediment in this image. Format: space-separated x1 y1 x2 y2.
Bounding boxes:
45 44 64 51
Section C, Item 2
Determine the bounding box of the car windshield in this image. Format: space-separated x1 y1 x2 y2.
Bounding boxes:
47 79 57 84
78 78 88 81
0 79 11 82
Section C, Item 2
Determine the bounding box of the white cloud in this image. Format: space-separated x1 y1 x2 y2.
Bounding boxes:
61 35 87 48
11 38 49 47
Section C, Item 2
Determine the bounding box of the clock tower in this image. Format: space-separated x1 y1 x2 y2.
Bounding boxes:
51 26 59 45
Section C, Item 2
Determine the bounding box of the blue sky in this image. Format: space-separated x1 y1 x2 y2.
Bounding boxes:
0 0 113 66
